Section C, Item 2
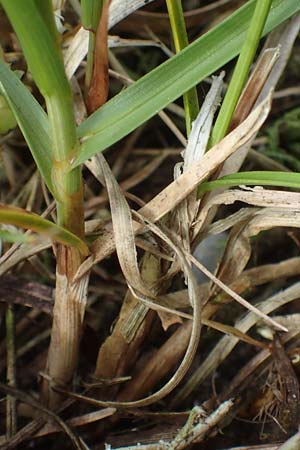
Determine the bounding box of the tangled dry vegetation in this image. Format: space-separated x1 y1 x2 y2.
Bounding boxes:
0 1 300 449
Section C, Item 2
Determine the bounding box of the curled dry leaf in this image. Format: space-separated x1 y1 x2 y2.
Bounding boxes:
171 73 223 261
79 151 201 408
75 94 271 280
162 73 223 329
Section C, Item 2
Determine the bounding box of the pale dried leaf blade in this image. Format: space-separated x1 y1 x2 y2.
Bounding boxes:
76 95 272 280
183 72 224 169
171 73 224 261
90 153 152 297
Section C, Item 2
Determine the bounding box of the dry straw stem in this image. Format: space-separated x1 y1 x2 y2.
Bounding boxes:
75 94 271 280
93 254 158 385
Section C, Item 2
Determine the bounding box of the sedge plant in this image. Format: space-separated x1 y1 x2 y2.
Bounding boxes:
0 0 299 410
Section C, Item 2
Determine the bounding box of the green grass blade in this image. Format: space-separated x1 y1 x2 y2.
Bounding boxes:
1 0 84 234
166 0 199 134
0 204 89 255
74 0 299 168
1 0 66 98
210 0 273 146
198 171 300 194
0 60 53 193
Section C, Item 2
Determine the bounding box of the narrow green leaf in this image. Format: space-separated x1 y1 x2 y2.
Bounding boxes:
1 0 84 235
198 171 300 194
1 0 66 97
0 204 89 256
74 0 300 167
0 60 53 193
166 0 199 134
210 0 273 146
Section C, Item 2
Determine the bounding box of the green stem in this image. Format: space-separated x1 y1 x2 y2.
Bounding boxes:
1 0 84 236
210 0 273 147
1 0 86 409
166 0 199 135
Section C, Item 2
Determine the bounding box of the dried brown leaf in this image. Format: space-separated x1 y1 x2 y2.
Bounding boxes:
76 95 271 280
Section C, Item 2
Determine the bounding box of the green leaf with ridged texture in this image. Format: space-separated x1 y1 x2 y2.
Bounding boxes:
198 171 300 194
74 0 300 167
0 60 53 194
0 204 89 256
